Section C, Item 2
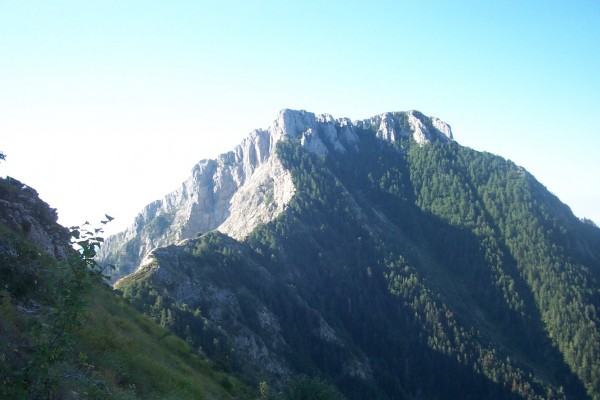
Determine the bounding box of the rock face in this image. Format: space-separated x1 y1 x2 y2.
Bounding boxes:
118 233 293 384
362 110 453 144
98 109 453 280
0 177 71 260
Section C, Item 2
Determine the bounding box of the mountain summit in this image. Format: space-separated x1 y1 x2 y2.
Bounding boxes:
99 109 453 280
101 108 600 399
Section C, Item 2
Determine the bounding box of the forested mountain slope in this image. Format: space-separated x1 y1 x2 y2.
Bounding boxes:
113 111 600 399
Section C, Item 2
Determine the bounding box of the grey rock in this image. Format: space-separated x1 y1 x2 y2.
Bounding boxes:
99 109 452 281
0 177 71 260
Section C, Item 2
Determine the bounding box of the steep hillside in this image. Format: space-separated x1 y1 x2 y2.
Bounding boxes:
111 110 600 399
0 176 250 399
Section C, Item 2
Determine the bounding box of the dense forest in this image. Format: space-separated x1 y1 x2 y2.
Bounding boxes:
116 122 600 399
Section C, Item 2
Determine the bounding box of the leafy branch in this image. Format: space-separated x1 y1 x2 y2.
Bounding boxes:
70 214 115 281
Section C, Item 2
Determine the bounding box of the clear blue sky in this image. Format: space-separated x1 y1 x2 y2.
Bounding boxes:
1 1 599 234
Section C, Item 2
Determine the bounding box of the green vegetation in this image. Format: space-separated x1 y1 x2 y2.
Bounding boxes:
75 283 248 399
278 375 344 400
405 141 600 398
0 176 249 399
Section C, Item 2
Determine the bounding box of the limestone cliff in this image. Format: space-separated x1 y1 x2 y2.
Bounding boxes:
98 109 453 280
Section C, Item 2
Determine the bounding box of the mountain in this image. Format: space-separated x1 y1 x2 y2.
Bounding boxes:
0 176 251 399
103 109 600 399
98 109 452 281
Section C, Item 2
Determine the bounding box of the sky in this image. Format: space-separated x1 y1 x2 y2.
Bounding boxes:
1 0 599 235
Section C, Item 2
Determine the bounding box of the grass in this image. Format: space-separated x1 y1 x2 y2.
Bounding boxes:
0 176 255 399
0 237 253 399
73 283 253 399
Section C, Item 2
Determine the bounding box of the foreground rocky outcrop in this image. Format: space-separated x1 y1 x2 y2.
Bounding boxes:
0 177 71 260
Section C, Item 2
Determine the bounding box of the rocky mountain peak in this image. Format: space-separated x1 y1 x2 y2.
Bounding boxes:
99 109 453 281
271 109 317 141
359 110 453 145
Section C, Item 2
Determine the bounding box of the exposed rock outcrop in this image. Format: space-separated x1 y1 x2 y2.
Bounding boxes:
99 109 453 280
0 177 71 260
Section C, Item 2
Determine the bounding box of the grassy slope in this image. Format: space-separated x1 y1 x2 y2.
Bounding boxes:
76 283 249 399
1 282 250 400
0 179 252 400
